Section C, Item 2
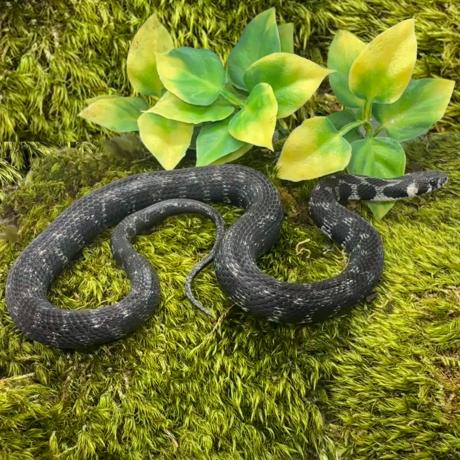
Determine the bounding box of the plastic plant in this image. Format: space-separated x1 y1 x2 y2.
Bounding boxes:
277 19 455 218
79 9 330 170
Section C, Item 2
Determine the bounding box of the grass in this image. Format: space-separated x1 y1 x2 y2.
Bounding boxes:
1 0 459 458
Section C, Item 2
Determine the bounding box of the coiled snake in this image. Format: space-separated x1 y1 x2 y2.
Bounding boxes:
6 165 447 349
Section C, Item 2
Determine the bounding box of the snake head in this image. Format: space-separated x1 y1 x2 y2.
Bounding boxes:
402 171 448 198
425 171 448 193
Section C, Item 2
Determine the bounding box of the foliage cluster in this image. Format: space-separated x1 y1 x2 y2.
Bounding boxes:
80 8 454 217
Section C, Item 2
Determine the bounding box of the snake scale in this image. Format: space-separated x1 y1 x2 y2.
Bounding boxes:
6 165 447 349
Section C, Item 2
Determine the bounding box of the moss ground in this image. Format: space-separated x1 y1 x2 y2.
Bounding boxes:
1 1 459 459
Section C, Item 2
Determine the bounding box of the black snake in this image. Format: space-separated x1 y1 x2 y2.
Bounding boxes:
6 165 447 349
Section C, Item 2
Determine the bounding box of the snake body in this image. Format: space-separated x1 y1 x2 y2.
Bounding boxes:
6 165 447 349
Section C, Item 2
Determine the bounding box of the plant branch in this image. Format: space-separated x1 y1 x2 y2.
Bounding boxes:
361 99 374 135
363 99 373 121
220 88 245 108
374 125 385 136
338 119 366 137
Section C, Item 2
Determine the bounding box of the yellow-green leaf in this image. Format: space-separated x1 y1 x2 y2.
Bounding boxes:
227 8 281 90
278 23 294 53
137 112 193 170
84 95 121 104
127 14 174 96
348 137 406 219
349 19 417 104
78 96 148 132
156 47 225 106
277 116 351 181
148 91 235 124
228 83 277 149
373 78 455 141
196 118 247 166
244 53 330 118
327 30 366 108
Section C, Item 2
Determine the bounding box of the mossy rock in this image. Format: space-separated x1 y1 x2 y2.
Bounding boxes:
0 133 459 459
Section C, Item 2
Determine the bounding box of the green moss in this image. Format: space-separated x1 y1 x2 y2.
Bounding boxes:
0 134 459 459
1 1 459 458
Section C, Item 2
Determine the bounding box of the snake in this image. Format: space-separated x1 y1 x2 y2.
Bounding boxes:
5 164 447 349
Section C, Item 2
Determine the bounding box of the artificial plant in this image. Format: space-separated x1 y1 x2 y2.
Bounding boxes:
80 12 454 219
79 9 330 169
277 19 454 217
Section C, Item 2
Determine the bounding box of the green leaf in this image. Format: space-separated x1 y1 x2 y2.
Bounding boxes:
137 112 193 170
127 14 174 96
348 137 406 178
276 116 352 181
212 144 252 164
78 96 148 132
156 47 225 106
227 8 281 90
278 23 294 53
228 83 278 149
349 19 417 104
348 137 406 219
373 78 455 141
366 201 395 219
244 52 331 118
327 30 366 108
148 91 235 124
196 118 247 166
327 110 362 143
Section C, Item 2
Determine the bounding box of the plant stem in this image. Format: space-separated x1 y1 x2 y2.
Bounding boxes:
374 125 385 136
220 88 245 108
338 119 366 137
361 99 374 135
363 99 373 121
